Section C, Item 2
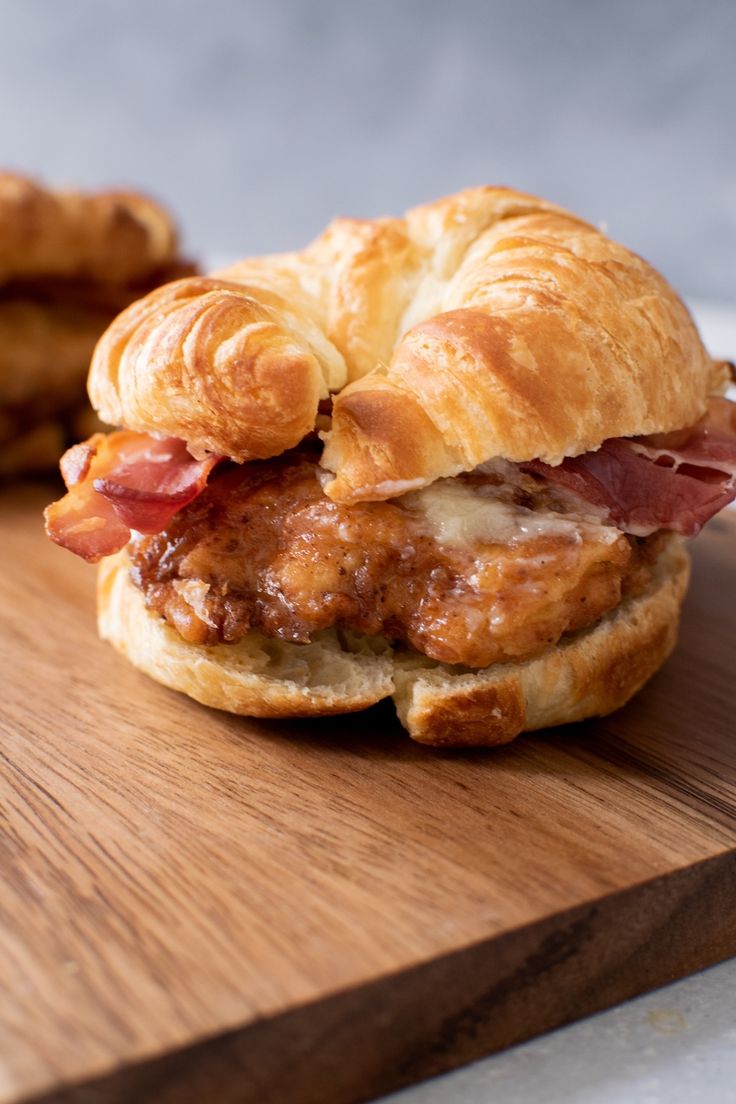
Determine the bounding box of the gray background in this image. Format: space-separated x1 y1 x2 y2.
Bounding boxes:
0 0 733 302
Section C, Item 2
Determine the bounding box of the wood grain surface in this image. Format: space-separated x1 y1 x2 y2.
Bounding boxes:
1 485 735 1104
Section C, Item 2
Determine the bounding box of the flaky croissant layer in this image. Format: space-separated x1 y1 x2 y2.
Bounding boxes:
87 186 716 499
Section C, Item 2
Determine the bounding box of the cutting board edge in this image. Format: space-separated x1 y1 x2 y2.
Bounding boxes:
18 846 736 1104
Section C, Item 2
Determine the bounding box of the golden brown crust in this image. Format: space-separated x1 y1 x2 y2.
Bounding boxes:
98 539 689 746
217 216 424 384
322 193 714 500
88 277 346 461
0 173 179 284
98 218 421 460
88 186 714 485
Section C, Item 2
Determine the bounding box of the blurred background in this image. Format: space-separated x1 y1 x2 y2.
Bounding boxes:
0 0 733 303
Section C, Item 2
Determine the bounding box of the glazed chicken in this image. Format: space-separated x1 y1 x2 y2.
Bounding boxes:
129 444 663 668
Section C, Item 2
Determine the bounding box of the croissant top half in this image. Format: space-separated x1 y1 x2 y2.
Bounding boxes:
87 186 715 501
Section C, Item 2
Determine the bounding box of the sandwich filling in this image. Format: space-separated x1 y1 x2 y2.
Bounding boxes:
45 395 736 670
127 446 661 668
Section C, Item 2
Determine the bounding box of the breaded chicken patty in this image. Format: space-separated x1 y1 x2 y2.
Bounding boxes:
130 445 664 668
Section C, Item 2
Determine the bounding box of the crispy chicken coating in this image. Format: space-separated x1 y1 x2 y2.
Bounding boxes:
130 447 662 668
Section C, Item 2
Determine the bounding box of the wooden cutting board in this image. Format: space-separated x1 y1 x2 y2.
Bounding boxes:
2 485 735 1104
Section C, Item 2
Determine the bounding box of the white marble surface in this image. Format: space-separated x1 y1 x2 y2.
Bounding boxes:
381 300 736 1104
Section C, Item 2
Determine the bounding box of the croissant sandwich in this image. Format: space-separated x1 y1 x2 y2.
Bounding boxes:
44 187 736 746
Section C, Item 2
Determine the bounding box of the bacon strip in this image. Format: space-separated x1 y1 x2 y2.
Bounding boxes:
46 398 736 562
45 431 221 562
525 398 736 537
630 396 736 476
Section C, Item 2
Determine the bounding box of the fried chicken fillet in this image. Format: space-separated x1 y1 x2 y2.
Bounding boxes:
130 444 664 670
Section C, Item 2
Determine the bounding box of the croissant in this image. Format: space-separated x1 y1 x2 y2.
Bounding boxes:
88 276 345 461
87 186 714 497
87 215 427 459
322 194 715 499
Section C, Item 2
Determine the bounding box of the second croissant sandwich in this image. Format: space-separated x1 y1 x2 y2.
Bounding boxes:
45 187 736 746
0 173 195 476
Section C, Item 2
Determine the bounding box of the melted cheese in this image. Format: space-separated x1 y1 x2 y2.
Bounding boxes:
403 478 618 547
